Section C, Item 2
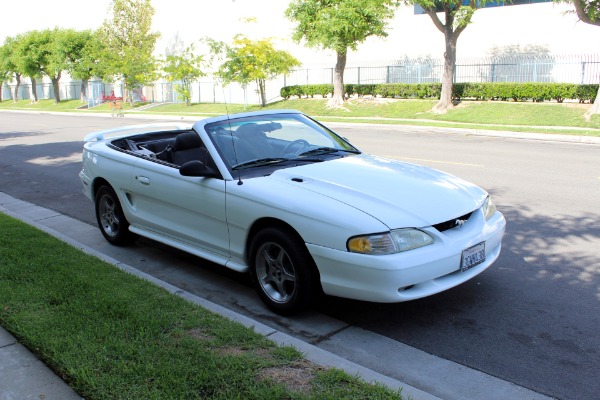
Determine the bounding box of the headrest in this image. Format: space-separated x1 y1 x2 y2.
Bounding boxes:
174 131 203 150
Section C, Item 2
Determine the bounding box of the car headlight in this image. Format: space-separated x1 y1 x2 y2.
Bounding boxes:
347 228 434 255
482 195 497 220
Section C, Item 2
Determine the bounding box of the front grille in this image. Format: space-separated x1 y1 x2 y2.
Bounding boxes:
432 212 473 232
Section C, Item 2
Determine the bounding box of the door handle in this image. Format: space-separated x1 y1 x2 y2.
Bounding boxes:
138 176 150 185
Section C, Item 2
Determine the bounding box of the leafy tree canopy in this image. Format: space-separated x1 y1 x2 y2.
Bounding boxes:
286 0 398 54
162 43 206 106
209 35 301 107
97 0 160 99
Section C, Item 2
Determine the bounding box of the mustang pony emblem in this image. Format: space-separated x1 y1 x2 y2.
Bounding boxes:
455 219 466 228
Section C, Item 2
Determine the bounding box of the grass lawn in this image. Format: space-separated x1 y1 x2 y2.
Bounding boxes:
1 96 599 136
0 213 403 399
0 99 86 111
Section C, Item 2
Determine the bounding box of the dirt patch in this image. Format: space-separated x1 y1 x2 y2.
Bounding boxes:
186 327 214 341
258 359 321 394
214 347 272 359
348 96 396 105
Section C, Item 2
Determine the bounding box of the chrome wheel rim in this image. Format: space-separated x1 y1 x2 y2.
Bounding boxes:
98 193 120 237
255 242 297 303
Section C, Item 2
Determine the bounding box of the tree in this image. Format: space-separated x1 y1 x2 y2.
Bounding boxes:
1 36 23 102
60 29 96 102
11 29 87 104
286 0 397 108
97 0 160 104
38 29 72 104
0 45 11 102
12 31 47 102
161 43 206 106
411 0 491 113
567 0 600 121
208 35 301 107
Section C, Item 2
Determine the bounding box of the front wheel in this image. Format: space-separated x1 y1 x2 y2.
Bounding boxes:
95 185 136 246
249 228 321 315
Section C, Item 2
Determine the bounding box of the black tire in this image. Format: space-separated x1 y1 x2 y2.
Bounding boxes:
94 185 136 246
249 227 321 315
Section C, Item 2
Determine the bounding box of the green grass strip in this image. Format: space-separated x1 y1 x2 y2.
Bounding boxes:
3 97 597 136
0 213 403 399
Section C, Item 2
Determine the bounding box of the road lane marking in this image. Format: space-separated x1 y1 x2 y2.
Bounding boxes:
384 155 485 168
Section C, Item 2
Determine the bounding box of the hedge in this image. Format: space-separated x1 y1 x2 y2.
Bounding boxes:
280 82 598 103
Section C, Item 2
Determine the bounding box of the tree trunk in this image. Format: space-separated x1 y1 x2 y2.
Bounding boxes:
328 50 347 108
584 84 600 122
80 80 88 102
30 77 39 102
52 73 61 104
0 82 3 102
13 74 21 102
257 79 267 107
432 31 458 114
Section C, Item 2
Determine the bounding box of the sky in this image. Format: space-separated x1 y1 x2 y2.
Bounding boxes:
2 0 600 67
0 0 329 64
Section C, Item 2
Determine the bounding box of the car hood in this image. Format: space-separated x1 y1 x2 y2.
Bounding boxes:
270 154 488 229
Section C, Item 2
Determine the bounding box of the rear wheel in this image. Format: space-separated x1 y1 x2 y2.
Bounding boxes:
95 185 136 245
250 227 320 315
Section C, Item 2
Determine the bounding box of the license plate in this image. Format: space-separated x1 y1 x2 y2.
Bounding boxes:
461 242 485 272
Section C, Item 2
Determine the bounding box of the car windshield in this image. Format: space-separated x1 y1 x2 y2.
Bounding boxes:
205 113 360 172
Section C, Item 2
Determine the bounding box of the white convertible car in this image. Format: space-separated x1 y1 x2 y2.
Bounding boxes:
80 110 506 314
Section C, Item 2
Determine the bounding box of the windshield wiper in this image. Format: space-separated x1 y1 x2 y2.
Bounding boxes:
232 158 288 170
298 147 361 157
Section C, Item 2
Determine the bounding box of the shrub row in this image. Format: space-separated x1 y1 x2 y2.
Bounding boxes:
280 82 598 103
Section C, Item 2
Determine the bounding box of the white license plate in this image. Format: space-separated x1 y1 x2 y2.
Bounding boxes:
461 242 485 272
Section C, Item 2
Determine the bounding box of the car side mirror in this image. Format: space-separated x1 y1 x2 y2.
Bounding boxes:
179 160 220 178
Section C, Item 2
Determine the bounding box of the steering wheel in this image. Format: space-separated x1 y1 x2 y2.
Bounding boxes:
281 139 310 156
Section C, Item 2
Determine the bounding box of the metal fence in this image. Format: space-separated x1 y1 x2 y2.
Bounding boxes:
1 82 84 102
284 54 600 87
2 54 599 105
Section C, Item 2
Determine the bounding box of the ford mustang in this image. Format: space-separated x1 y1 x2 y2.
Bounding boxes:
80 110 506 314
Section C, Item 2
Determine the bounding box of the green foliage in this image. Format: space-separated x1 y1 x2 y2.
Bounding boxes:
563 0 600 26
0 36 23 101
63 30 96 81
210 35 301 107
286 0 398 54
577 84 599 103
0 46 9 101
10 29 89 103
161 44 206 106
97 0 160 102
281 82 599 103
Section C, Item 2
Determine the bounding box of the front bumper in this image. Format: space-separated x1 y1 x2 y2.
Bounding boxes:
307 209 506 303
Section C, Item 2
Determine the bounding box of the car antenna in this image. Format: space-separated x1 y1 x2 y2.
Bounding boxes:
222 84 243 185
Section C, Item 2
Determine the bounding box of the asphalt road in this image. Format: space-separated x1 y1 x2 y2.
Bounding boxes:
1 111 598 400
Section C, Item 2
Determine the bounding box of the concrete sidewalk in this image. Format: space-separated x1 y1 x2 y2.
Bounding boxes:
0 192 552 400
0 328 82 400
